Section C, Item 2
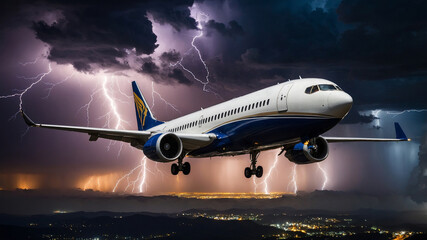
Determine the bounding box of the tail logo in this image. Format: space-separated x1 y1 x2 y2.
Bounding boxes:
134 92 148 128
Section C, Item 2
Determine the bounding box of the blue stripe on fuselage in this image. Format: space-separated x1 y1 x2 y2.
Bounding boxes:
189 115 340 157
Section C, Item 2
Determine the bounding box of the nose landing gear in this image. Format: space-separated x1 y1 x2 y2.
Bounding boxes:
171 155 191 175
244 151 263 178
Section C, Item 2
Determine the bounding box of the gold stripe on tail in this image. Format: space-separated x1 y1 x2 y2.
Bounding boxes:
133 92 148 128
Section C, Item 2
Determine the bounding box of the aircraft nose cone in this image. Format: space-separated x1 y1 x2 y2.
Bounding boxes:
327 92 353 118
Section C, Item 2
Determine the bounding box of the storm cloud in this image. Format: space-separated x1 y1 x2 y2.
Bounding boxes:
26 0 197 73
139 50 192 85
408 131 427 203
204 20 244 37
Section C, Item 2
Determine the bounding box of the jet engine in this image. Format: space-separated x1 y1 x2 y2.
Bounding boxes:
285 137 329 164
143 133 183 162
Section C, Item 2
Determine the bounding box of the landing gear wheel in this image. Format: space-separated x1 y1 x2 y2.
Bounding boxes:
244 167 252 178
171 163 179 175
182 162 191 175
255 166 263 178
244 151 263 178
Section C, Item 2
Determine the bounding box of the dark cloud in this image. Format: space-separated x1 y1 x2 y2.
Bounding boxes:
205 20 244 37
408 131 427 203
167 69 192 85
139 51 192 85
2 0 197 73
31 2 157 73
192 0 427 110
148 0 197 31
160 50 181 65
141 61 160 74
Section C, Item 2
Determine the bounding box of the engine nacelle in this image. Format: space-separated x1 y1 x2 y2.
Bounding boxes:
143 133 183 162
285 136 329 164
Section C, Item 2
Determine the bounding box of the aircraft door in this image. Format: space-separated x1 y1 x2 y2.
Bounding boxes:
277 83 293 112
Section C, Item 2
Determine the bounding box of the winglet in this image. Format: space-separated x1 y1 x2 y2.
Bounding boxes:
21 110 37 127
394 122 408 141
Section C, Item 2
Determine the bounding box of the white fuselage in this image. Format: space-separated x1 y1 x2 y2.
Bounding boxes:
149 78 353 157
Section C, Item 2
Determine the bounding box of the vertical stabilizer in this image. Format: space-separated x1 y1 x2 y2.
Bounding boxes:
132 81 164 131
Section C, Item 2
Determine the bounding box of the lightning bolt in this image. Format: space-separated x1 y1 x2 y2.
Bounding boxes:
78 87 101 126
97 77 132 154
43 72 75 99
113 156 148 193
1 63 52 121
18 56 40 66
316 163 328 190
371 109 382 128
169 10 221 98
287 164 298 194
252 177 258 193
385 109 427 118
83 177 93 191
262 150 280 194
101 76 127 129
151 82 180 113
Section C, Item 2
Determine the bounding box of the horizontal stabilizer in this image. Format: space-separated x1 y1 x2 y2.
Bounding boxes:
324 122 410 143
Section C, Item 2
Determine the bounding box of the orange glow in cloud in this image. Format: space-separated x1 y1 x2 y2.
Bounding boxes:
15 174 40 190
79 173 121 192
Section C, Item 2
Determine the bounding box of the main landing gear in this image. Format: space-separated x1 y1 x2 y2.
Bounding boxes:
171 155 191 175
244 151 263 178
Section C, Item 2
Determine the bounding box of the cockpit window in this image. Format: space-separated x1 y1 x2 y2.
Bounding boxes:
305 84 343 94
319 84 337 91
311 85 319 93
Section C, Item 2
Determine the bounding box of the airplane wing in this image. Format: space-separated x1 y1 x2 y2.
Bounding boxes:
323 122 410 143
21 111 215 150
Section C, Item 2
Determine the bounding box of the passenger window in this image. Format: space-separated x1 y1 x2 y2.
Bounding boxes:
267 99 270 105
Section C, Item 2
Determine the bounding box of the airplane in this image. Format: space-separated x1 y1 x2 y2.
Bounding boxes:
21 78 409 178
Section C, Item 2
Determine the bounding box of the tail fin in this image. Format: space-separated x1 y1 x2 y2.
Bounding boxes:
394 122 408 141
132 81 164 131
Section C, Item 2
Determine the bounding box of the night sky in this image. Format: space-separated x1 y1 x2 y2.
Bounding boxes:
0 0 426 207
